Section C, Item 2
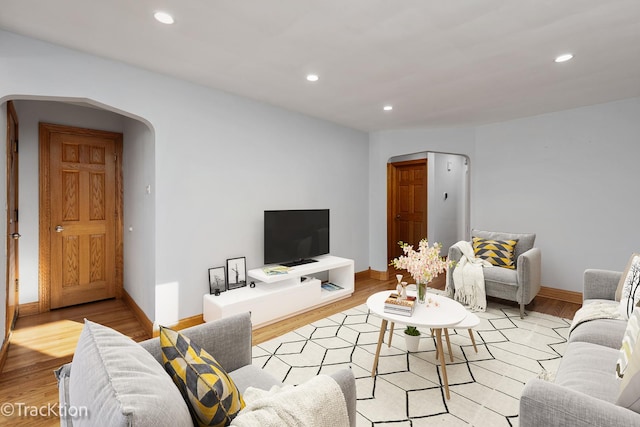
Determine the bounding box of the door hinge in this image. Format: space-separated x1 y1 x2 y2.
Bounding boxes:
114 153 117 162
14 139 18 153
15 279 19 292
14 209 18 223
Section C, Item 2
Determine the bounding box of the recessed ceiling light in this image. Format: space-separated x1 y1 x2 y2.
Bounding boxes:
383 105 393 111
154 11 174 24
554 53 574 63
306 74 319 82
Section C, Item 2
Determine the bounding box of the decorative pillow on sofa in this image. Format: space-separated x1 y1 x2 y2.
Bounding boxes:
68 320 192 426
617 254 640 319
472 237 518 269
617 308 640 378
160 326 245 427
617 330 640 413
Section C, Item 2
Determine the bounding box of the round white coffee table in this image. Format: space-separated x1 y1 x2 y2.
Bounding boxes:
366 290 468 399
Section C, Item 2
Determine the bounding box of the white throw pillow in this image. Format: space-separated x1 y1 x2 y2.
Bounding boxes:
617 308 640 378
618 333 640 413
618 254 640 320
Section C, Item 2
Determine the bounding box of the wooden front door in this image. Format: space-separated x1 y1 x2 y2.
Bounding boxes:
40 123 123 310
5 101 19 336
387 159 428 263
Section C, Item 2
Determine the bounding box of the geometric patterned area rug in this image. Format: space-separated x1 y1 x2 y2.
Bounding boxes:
252 298 570 427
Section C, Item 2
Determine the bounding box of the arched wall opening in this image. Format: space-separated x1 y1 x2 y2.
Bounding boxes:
1 95 157 320
387 151 470 259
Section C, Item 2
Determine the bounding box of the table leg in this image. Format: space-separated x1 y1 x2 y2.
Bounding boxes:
434 328 451 400
444 329 454 362
468 329 478 353
371 319 388 377
388 322 395 347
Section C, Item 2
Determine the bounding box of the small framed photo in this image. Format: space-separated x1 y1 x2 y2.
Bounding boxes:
208 266 226 295
226 256 247 290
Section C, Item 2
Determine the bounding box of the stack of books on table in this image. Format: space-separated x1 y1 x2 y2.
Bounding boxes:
384 293 416 317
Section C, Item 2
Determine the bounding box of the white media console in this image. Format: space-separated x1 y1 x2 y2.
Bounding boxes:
203 255 355 328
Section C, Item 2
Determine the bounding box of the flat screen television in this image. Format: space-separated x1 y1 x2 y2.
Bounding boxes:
264 209 329 266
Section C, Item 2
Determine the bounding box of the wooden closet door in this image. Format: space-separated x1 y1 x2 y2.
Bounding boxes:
43 124 122 309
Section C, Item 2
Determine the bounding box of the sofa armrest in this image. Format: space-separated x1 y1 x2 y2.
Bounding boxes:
517 247 541 304
583 269 621 301
140 312 253 373
329 368 357 427
446 245 464 297
447 245 463 280
520 379 640 427
54 363 72 427
448 245 463 264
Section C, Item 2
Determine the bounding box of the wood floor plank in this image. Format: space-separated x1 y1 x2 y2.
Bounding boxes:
0 274 580 426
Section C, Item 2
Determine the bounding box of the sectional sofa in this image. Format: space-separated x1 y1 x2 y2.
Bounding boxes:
520 269 640 426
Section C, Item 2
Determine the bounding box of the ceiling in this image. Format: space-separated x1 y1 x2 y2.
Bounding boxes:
1 0 639 131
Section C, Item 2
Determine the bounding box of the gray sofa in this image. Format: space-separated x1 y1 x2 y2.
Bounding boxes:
56 312 356 426
519 269 640 426
448 229 541 318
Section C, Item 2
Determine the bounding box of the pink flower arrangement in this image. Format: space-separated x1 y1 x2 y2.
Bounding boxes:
391 239 450 284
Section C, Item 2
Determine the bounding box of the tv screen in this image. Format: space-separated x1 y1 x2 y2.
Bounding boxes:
264 209 329 266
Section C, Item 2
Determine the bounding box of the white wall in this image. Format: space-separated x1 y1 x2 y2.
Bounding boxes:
122 118 156 318
1 30 370 323
428 153 467 252
368 128 476 271
474 97 640 292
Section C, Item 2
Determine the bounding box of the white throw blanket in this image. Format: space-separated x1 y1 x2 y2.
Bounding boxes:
447 241 492 312
569 300 622 334
230 374 350 427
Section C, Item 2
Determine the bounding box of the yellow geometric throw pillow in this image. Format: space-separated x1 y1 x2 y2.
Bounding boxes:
472 237 518 269
160 326 245 427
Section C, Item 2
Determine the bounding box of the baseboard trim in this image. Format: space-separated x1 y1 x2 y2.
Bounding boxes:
122 290 154 337
355 269 370 280
538 286 583 305
152 314 204 337
18 302 40 318
369 268 389 280
0 336 9 373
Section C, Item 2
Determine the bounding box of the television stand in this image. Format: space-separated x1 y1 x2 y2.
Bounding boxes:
281 258 318 267
203 255 354 328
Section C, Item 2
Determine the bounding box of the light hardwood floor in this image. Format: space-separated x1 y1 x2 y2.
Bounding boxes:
0 274 580 426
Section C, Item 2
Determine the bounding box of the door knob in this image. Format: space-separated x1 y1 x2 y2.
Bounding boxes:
10 232 20 239
55 225 64 233
396 215 401 219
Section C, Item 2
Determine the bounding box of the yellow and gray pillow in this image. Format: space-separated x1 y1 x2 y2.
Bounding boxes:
472 237 518 269
160 326 245 427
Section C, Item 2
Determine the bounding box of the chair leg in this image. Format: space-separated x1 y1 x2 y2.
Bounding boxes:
520 303 526 319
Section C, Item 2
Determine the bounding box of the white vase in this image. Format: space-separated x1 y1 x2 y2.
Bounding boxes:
404 333 421 352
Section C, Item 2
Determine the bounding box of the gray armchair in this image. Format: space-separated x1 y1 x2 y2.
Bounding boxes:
447 229 541 318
